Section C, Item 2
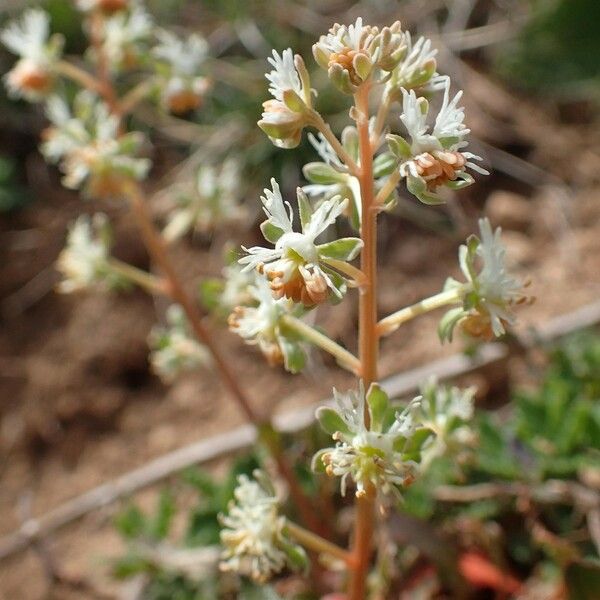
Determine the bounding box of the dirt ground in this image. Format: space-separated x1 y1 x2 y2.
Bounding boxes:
1 70 600 599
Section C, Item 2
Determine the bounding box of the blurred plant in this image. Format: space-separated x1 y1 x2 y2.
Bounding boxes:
148 304 210 382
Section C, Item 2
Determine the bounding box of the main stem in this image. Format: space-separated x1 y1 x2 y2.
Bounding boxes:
348 83 378 600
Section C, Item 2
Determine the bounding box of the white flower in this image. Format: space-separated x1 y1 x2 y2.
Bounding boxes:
163 159 244 241
41 92 150 197
228 277 305 372
219 472 305 583
315 385 421 500
258 48 312 149
393 78 488 204
385 33 446 95
313 19 406 93
439 217 529 341
148 305 209 382
56 214 112 293
100 3 154 71
1 9 63 102
461 218 526 337
219 263 255 311
240 179 361 306
152 30 210 113
417 377 476 468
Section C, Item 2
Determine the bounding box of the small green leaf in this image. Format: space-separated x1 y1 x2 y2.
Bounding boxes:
438 307 466 343
260 220 285 244
386 134 412 159
296 187 313 229
311 448 329 473
373 152 398 178
318 237 363 261
278 336 306 374
366 383 389 433
316 406 351 436
302 161 344 185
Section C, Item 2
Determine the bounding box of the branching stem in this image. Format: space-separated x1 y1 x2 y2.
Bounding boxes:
107 258 167 295
280 314 360 375
377 287 463 337
285 521 353 566
309 111 359 176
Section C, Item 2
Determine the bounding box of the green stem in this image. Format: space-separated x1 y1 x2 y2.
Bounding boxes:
322 257 367 287
371 91 392 150
107 258 166 294
285 521 353 566
374 169 401 206
280 314 360 375
309 111 359 175
377 287 463 337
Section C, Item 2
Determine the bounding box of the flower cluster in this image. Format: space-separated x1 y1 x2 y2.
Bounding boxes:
152 30 210 114
0 9 64 102
41 92 150 198
228 277 307 373
313 18 406 93
388 77 488 204
313 381 476 500
439 218 529 341
314 385 419 500
239 179 362 307
56 213 121 293
258 48 313 149
219 471 307 583
148 305 210 382
163 159 245 241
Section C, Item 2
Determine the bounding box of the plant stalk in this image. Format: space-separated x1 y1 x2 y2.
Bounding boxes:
310 111 359 175
280 314 360 374
286 521 353 566
107 258 167 295
377 287 463 337
348 82 378 600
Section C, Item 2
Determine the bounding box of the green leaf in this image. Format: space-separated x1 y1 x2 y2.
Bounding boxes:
278 336 306 374
114 504 146 539
317 237 363 261
198 278 224 312
316 406 351 436
386 134 412 159
366 383 389 433
438 307 466 343
297 187 313 229
260 220 285 244
373 152 398 178
149 490 175 540
302 161 345 185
